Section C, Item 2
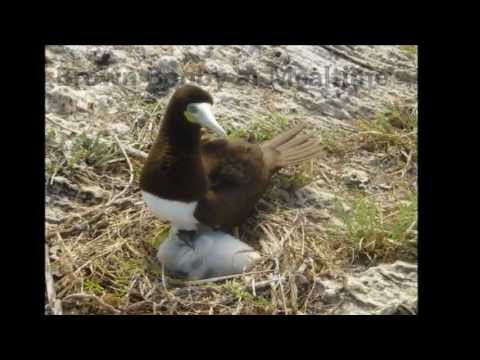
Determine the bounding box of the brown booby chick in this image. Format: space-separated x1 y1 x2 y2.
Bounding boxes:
140 84 323 232
157 226 261 280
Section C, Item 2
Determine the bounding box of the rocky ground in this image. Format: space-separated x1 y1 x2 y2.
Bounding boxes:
45 45 417 315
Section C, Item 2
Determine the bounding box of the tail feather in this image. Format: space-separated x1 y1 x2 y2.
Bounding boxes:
276 134 310 151
280 144 323 164
261 123 305 149
281 138 320 157
261 123 322 172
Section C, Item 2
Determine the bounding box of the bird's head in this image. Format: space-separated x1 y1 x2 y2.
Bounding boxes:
166 84 226 137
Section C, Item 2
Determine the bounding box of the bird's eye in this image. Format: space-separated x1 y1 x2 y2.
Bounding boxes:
188 105 198 113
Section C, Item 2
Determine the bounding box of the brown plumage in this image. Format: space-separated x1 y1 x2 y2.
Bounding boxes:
140 85 322 232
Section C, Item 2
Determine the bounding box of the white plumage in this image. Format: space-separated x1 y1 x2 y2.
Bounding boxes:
142 191 199 230
157 227 261 280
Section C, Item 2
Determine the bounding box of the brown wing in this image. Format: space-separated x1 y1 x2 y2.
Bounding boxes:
194 138 270 231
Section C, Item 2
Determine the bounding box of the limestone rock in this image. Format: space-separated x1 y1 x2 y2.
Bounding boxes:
342 168 369 188
395 70 417 83
88 48 119 67
316 261 417 315
295 186 336 208
146 56 181 94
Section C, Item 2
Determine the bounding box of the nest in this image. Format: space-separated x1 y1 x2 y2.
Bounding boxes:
46 99 417 315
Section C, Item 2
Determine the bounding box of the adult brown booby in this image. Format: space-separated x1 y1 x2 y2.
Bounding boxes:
140 84 322 232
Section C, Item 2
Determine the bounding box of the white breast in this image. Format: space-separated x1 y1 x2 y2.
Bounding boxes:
142 191 199 230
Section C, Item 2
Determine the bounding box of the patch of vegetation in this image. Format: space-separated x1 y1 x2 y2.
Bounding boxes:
68 131 119 170
46 128 65 178
109 257 145 297
330 190 417 264
142 101 163 115
131 159 144 183
274 171 313 190
320 128 352 156
150 224 171 248
84 278 105 296
356 101 417 162
46 157 58 179
46 128 57 147
224 280 273 312
228 112 292 143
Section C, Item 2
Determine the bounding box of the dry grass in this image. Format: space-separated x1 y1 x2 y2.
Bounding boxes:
45 97 417 315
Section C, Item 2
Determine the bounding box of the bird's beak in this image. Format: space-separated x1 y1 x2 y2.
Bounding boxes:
192 103 226 137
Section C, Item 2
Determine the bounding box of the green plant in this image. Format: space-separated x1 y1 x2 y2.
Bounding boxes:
356 101 417 157
331 191 417 263
109 257 145 297
229 112 292 143
320 129 350 156
151 224 171 248
224 280 272 311
389 192 417 245
84 279 105 296
69 131 119 169
273 172 313 189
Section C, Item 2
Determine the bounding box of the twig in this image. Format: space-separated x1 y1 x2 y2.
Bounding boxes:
401 150 414 178
327 118 357 133
358 130 401 138
181 270 272 286
117 83 142 94
125 300 156 313
62 293 121 314
161 263 169 292
406 219 417 235
124 146 147 161
300 218 305 257
73 237 129 274
46 114 80 134
124 274 140 308
106 132 134 206
124 241 143 257
276 269 289 315
289 273 299 314
400 131 416 138
302 281 317 314
45 244 63 315
318 169 332 185
149 101 162 117
250 274 285 292
49 211 104 239
46 216 61 224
